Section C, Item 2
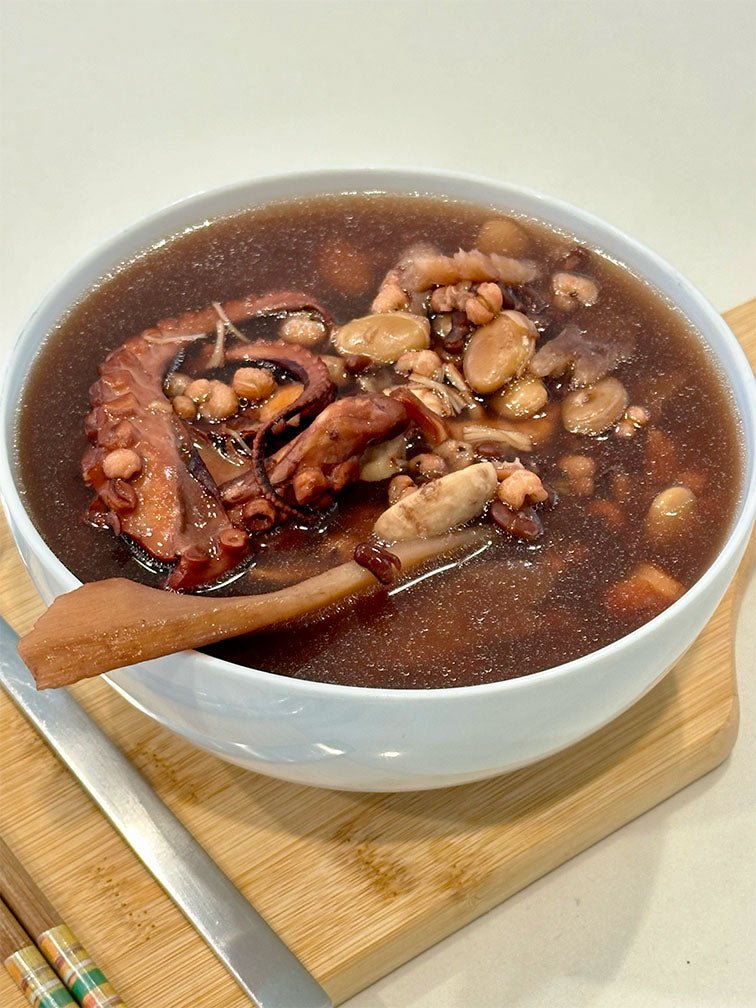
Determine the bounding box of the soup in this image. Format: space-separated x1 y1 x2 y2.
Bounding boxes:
15 194 742 688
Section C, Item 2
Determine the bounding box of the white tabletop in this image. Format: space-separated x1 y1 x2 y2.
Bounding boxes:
1 2 754 1006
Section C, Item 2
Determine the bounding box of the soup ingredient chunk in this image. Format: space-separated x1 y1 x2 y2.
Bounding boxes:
476 217 531 257
645 486 697 543
605 562 684 619
261 394 409 509
463 311 536 393
373 462 498 541
232 367 277 399
101 448 142 480
75 229 702 622
551 271 599 310
491 374 548 420
279 313 327 346
496 464 548 510
562 377 629 435
530 324 633 387
334 312 431 362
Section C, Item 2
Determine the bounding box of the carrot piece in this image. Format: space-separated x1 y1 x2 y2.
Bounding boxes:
644 427 677 484
605 562 684 619
586 498 625 530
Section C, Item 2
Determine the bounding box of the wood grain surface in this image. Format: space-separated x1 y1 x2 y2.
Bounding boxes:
0 302 754 1007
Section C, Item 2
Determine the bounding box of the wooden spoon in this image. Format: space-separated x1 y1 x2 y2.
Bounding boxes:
18 530 482 690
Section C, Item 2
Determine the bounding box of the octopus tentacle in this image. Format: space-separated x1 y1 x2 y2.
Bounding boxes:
266 394 410 508
83 292 334 590
83 334 246 591
220 341 336 520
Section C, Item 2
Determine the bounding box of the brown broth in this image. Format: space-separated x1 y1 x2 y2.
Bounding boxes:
14 194 743 688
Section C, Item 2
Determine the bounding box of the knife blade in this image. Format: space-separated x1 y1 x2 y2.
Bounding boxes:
0 617 332 1008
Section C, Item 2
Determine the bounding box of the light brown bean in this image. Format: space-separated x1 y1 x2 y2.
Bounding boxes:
407 453 448 481
552 271 599 310
645 485 697 543
490 375 548 420
102 448 142 480
279 313 327 347
185 378 212 404
334 312 430 363
199 380 239 420
476 218 531 258
321 355 351 387
172 394 197 419
395 349 443 379
562 377 628 435
462 311 535 394
232 367 277 400
374 462 498 541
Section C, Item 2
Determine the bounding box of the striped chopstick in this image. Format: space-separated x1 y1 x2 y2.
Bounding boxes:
0 896 76 1007
0 837 125 1007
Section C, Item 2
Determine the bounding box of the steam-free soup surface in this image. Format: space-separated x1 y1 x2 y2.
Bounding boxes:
16 195 741 687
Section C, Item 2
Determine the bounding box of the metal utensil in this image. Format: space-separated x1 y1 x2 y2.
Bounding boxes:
0 617 332 1008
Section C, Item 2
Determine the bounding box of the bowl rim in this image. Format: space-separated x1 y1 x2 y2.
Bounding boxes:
1 165 755 702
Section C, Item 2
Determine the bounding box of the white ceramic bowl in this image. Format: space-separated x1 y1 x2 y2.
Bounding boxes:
2 169 755 791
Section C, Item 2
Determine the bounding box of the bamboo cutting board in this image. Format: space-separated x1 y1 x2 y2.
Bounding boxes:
0 302 754 1007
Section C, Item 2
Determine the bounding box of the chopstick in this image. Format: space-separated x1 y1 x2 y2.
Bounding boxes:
1 895 75 1006
0 837 126 1007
